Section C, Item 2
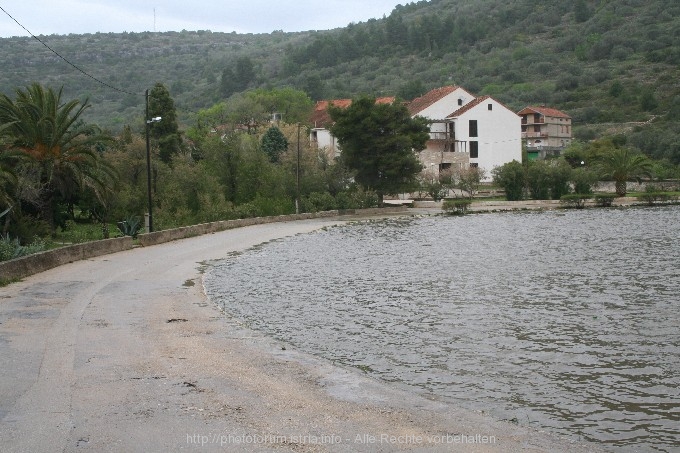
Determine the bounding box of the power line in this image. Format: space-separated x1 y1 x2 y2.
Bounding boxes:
0 5 142 97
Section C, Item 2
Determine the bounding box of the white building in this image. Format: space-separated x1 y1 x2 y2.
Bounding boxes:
309 86 522 180
408 87 522 180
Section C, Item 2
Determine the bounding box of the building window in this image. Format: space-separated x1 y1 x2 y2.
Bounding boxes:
470 162 479 168
440 163 452 171
469 120 478 137
458 98 463 106
488 103 493 111
470 141 478 158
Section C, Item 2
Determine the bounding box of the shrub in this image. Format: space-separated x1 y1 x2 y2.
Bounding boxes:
492 160 525 201
637 192 677 205
0 235 46 262
442 199 472 215
571 167 599 194
301 192 337 213
593 193 617 207
560 193 590 209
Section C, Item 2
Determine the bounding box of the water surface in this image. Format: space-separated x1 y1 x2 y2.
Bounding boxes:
205 206 680 452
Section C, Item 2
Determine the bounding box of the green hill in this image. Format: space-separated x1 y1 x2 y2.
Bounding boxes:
1 0 679 161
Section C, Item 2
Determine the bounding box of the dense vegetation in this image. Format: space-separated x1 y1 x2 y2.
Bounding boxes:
0 0 678 162
1 0 680 256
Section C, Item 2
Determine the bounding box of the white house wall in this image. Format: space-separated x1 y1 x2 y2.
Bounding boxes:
311 128 339 158
452 99 521 180
415 88 475 120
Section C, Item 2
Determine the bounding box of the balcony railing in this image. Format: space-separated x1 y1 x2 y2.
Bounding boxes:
522 132 549 138
428 132 456 141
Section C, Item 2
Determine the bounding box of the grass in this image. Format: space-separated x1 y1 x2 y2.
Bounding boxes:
48 220 121 249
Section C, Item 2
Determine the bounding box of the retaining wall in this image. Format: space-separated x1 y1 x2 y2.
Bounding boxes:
0 236 135 281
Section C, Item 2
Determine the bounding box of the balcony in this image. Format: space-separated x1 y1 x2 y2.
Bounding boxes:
428 132 456 141
522 132 549 138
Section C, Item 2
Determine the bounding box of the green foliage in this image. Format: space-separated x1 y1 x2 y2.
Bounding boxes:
300 192 337 212
116 216 142 238
637 185 679 205
445 166 486 199
492 160 525 201
418 170 448 201
526 159 572 200
0 234 46 262
221 56 256 97
0 0 677 153
260 126 289 163
526 161 552 200
571 167 598 194
329 97 429 204
442 199 472 215
0 83 116 238
148 83 181 164
596 147 654 196
593 193 617 207
560 193 590 209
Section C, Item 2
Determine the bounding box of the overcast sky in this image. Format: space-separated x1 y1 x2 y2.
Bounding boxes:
0 1 406 38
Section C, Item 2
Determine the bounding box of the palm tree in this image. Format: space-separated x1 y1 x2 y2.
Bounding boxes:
596 147 653 196
0 83 115 234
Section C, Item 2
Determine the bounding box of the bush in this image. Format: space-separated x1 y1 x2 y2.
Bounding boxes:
593 193 618 207
637 192 677 205
335 189 379 210
301 192 337 213
442 199 472 215
571 167 599 194
492 160 525 201
0 235 46 262
560 193 590 209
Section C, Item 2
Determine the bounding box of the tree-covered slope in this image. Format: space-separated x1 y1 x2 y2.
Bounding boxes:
1 0 678 160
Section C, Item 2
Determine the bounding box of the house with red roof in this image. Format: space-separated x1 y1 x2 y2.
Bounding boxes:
309 86 522 181
310 97 395 160
518 106 572 160
408 87 521 180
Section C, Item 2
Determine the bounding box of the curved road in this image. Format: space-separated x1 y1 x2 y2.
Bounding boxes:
0 218 603 452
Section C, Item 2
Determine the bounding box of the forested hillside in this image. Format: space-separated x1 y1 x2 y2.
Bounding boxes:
1 0 679 161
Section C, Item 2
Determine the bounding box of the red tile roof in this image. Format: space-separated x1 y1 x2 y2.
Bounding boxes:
407 85 462 115
311 97 396 128
518 106 571 119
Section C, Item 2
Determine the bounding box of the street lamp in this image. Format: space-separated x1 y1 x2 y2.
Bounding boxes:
145 89 162 233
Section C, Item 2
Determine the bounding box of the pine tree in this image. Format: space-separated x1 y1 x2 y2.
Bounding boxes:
329 97 429 205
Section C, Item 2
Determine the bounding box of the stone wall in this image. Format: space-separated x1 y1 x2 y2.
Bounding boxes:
0 236 135 282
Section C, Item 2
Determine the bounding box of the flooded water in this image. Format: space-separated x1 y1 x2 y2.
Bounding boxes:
204 206 680 452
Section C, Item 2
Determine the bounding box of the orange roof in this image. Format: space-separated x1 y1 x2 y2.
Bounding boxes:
407 86 463 115
311 97 396 128
518 106 571 119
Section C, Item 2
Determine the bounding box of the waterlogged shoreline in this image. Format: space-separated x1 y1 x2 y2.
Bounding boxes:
0 216 605 452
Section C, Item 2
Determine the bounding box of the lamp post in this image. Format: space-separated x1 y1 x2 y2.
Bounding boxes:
145 89 161 233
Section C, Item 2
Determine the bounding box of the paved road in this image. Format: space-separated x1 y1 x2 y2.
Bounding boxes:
0 218 605 452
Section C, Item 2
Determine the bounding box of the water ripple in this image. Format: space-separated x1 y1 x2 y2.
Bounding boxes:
205 207 680 452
